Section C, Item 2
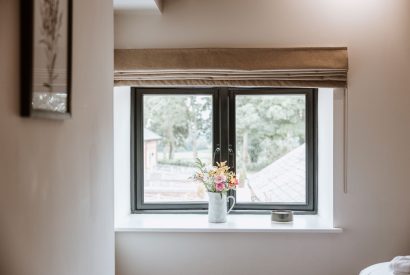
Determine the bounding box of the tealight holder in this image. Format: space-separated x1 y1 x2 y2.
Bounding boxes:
271 210 293 223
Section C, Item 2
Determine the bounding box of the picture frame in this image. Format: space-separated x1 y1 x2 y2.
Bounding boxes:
20 0 73 119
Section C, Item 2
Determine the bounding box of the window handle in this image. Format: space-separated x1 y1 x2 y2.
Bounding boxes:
213 144 221 163
228 144 235 169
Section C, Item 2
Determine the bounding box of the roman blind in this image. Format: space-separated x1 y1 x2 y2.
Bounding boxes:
114 47 348 88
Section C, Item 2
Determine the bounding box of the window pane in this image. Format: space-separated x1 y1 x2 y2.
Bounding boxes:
235 94 306 203
143 94 212 203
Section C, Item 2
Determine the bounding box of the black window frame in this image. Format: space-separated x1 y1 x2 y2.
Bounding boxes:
131 87 318 214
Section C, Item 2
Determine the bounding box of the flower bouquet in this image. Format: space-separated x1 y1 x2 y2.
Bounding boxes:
193 158 238 223
193 158 238 194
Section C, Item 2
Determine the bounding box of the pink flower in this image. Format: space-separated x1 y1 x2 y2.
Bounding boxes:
215 182 226 192
214 174 226 183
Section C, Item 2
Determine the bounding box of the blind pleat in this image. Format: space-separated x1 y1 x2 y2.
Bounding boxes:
114 48 348 88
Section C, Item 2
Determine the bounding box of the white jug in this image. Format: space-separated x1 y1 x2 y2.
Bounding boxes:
207 192 235 223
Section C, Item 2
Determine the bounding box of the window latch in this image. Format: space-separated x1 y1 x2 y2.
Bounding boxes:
213 144 221 163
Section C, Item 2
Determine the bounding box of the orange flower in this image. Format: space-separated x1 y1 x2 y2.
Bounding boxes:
229 177 238 188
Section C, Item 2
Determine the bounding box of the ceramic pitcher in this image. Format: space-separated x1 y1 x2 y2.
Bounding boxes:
207 192 235 223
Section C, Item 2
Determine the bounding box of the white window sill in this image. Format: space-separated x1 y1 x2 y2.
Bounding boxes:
115 214 342 233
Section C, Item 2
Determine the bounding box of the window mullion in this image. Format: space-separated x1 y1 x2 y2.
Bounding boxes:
216 88 236 209
219 88 230 164
227 89 237 207
212 88 221 165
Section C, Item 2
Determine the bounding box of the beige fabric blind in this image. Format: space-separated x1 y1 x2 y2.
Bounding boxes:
114 48 348 88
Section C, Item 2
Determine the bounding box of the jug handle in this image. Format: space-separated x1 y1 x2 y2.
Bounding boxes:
227 196 236 214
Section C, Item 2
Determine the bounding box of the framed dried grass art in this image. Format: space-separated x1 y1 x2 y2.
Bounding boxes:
21 0 72 119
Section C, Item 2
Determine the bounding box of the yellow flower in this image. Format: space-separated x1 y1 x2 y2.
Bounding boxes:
217 161 228 168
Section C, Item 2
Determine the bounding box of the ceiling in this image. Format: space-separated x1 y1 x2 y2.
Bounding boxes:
114 0 163 12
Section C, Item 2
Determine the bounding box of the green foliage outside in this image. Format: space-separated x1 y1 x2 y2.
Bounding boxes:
144 94 305 177
235 95 305 184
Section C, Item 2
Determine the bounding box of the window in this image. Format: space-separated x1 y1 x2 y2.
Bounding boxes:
131 87 317 212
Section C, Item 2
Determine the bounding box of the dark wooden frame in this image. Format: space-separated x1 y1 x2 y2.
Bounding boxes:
227 88 318 213
20 0 73 119
131 87 318 214
131 88 218 211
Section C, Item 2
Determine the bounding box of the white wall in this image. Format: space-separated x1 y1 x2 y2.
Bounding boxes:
0 1 114 275
114 1 410 274
114 87 131 224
